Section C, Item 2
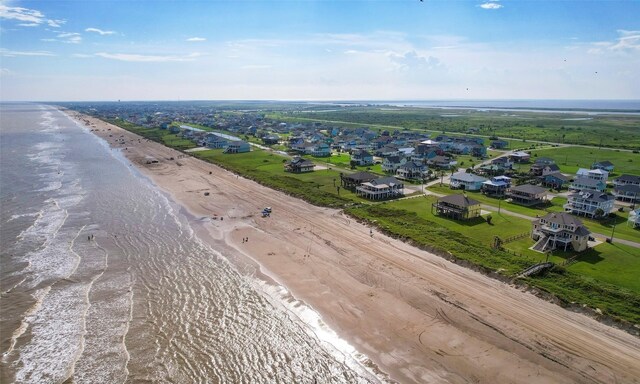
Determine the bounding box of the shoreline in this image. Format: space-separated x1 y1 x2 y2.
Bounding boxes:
64 109 640 384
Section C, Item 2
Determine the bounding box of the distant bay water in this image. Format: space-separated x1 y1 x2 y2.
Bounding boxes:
335 100 640 114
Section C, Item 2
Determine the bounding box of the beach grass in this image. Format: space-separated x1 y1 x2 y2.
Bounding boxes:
346 203 640 324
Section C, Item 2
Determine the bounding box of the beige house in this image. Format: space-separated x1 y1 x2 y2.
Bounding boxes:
531 212 591 253
432 194 482 220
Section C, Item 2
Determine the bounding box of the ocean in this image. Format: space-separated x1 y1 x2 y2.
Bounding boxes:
0 104 378 383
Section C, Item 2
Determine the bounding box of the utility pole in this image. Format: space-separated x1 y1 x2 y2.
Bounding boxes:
610 222 617 243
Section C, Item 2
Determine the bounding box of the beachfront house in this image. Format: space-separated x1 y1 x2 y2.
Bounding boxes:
569 177 606 192
450 172 488 191
340 171 377 191
382 156 406 173
614 174 640 188
481 176 512 197
224 141 251 154
355 177 404 200
629 209 640 228
284 157 315 173
530 158 556 176
491 157 513 170
613 184 640 203
509 151 531 163
491 140 509 149
395 161 428 180
564 189 615 218
591 161 615 173
531 212 591 253
576 168 609 182
205 133 229 149
506 184 548 206
432 194 482 221
350 149 374 166
541 172 570 190
427 155 457 170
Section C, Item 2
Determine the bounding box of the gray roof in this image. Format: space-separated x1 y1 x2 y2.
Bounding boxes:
544 171 569 181
451 172 488 183
539 212 585 228
569 189 614 203
510 184 547 194
344 171 377 181
614 184 640 193
571 176 603 187
439 194 481 208
370 176 403 186
593 160 614 167
615 174 640 184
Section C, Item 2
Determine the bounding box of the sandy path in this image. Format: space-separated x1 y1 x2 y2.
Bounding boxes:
70 112 640 384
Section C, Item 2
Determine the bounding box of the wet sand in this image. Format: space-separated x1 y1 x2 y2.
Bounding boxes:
68 111 640 384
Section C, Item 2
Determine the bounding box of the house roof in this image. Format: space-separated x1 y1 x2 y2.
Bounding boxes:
572 176 603 187
343 171 377 181
369 176 402 186
545 164 561 171
288 157 314 167
510 184 547 194
439 194 480 208
593 160 614 167
614 184 640 193
451 172 488 183
615 174 640 183
510 151 530 157
539 212 585 229
569 189 615 203
544 171 570 181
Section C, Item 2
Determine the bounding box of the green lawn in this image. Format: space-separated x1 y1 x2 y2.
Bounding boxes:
426 185 566 217
529 146 640 176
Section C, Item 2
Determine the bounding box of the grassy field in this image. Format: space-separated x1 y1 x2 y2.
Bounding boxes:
278 107 640 150
427 185 639 241
529 146 640 176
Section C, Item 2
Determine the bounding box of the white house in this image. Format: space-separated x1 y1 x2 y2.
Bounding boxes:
450 172 488 191
576 168 609 182
564 189 615 218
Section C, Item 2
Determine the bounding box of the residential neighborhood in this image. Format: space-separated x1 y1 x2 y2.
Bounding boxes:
70 102 638 257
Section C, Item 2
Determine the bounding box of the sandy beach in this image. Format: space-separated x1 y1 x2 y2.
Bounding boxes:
68 111 640 384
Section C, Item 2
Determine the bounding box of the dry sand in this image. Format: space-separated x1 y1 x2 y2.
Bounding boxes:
70 111 640 384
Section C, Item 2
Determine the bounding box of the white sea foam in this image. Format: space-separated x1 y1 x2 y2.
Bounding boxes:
257 280 386 383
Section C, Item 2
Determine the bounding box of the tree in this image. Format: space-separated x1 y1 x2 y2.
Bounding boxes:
594 208 605 219
486 214 493 225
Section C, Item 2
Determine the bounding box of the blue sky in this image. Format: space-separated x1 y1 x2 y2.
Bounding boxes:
1 0 639 101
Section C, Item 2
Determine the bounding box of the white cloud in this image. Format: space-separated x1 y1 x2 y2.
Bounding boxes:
0 67 13 76
387 50 443 72
0 4 44 23
0 49 56 57
85 27 116 36
587 30 640 55
186 37 206 42
95 52 201 62
0 4 65 27
47 19 65 28
479 2 503 10
57 32 82 44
